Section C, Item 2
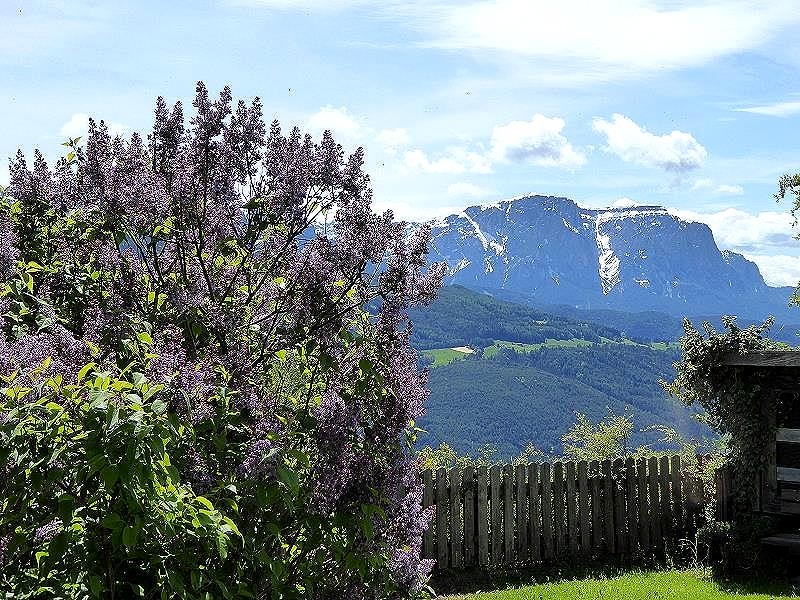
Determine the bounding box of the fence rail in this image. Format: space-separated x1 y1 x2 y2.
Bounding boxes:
421 455 706 570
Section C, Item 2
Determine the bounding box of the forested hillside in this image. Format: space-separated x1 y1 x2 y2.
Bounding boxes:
418 344 704 458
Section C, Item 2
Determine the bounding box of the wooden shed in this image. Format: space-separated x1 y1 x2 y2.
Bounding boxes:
722 351 800 517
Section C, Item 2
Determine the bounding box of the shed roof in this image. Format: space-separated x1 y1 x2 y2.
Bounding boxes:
722 351 800 367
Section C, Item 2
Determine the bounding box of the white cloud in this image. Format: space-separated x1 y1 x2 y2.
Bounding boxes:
376 128 410 154
490 115 585 168
715 184 744 195
593 114 707 172
306 105 363 140
736 101 800 117
60 113 127 139
669 207 795 253
403 149 465 174
741 254 800 287
403 146 491 174
692 178 714 190
420 1 799 81
446 182 494 198
691 178 744 195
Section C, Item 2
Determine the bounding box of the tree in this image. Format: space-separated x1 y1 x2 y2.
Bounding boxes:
0 82 445 599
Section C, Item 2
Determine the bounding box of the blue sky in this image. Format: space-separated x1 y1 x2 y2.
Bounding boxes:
3 0 800 285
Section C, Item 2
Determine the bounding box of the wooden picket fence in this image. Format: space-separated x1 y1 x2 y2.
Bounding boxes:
421 455 707 570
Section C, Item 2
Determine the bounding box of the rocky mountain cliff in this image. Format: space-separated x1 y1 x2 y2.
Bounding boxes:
426 194 794 320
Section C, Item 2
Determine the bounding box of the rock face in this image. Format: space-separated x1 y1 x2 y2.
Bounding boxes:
427 194 793 319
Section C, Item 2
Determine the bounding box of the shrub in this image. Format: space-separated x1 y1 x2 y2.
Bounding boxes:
0 82 445 599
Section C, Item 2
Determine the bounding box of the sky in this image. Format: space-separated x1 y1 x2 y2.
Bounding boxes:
3 1 800 285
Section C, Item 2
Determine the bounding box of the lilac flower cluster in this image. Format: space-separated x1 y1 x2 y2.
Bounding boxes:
2 82 445 598
33 518 62 544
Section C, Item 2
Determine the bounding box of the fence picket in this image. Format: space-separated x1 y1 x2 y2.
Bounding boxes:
577 461 590 554
541 462 554 559
450 468 462 568
613 458 626 554
602 460 615 553
516 464 528 562
637 458 650 552
490 465 501 566
648 456 662 552
464 466 476 567
423 469 434 558
529 463 541 562
671 456 682 540
436 467 449 568
625 458 638 556
590 460 601 551
503 464 514 564
659 456 672 552
478 465 489 567
553 462 565 555
566 461 578 556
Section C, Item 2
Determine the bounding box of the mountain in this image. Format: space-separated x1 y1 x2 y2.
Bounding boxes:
427 194 795 321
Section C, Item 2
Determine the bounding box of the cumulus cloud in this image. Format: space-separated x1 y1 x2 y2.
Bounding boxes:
306 105 363 140
490 115 585 168
420 1 798 81
446 182 494 198
403 147 491 174
669 207 795 254
691 179 744 195
376 128 410 154
593 114 707 172
741 254 800 287
60 113 127 139
735 101 800 117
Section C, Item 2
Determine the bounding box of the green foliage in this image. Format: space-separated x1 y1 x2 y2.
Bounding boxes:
561 410 634 462
0 357 240 598
421 343 707 457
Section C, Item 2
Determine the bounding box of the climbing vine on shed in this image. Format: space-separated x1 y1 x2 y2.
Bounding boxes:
662 315 780 514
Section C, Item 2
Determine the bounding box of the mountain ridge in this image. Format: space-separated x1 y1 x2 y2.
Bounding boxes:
424 194 794 321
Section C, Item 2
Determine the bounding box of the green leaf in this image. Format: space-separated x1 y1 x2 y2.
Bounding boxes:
195 496 214 511
151 398 167 415
102 512 123 531
122 525 138 548
100 465 119 489
137 331 153 345
276 465 300 497
89 575 103 597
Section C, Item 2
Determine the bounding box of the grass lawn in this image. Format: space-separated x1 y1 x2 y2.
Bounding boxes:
483 338 594 358
440 569 796 600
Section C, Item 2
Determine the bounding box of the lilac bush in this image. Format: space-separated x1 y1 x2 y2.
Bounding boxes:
0 82 444 599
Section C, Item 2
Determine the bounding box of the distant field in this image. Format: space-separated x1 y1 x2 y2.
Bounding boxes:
424 347 473 367
441 569 794 600
483 338 593 358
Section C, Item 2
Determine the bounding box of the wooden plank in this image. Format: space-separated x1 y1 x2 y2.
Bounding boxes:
777 467 800 483
590 460 602 552
422 469 434 559
638 457 650 552
490 465 501 566
577 460 590 555
529 463 541 563
463 466 476 567
776 428 800 443
648 456 662 553
566 461 578 556
761 533 800 550
722 350 800 367
436 467 449 568
659 456 672 547
541 462 554 559
602 460 615 553
613 458 626 554
477 465 489 567
625 457 638 556
516 464 528 563
671 456 683 540
503 464 514 564
553 461 565 555
450 467 462 569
